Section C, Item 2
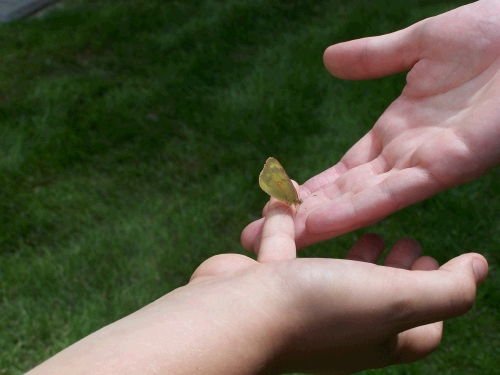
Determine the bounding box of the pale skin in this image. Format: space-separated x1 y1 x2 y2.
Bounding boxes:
241 0 500 251
27 197 488 375
25 2 496 374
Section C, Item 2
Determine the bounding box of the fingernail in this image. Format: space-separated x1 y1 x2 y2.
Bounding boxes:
472 257 488 283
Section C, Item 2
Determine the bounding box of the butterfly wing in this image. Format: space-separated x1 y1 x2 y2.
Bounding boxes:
259 157 299 206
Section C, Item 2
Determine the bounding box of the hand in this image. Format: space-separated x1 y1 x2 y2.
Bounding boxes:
241 0 500 251
27 198 488 375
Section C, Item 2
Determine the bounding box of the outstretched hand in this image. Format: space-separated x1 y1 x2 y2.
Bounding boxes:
193 198 487 374
27 197 488 375
242 0 500 251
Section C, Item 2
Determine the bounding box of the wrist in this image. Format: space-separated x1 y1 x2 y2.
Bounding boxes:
181 267 296 375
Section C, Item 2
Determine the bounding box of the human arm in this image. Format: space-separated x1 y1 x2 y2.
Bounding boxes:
26 199 487 375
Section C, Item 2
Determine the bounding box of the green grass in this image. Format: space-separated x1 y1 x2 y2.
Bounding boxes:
1 0 499 374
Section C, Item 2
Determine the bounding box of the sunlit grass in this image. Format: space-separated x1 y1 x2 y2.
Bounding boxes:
1 0 498 373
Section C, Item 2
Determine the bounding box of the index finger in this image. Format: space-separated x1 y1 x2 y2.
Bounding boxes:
257 197 297 263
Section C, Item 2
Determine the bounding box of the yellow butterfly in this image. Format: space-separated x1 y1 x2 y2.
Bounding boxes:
259 157 303 208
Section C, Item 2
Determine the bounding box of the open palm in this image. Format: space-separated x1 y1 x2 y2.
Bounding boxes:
242 0 500 251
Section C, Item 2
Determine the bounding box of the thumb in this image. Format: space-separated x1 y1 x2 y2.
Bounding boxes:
389 253 488 364
438 252 488 292
394 253 488 333
323 20 423 80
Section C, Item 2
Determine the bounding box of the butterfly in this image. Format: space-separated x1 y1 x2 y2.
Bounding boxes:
259 157 303 208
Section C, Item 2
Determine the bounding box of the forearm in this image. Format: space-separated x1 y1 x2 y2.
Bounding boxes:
26 280 284 375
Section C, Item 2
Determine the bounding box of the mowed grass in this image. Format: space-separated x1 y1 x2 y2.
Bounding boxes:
1 0 499 373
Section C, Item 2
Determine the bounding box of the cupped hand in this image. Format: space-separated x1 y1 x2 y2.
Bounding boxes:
241 0 500 251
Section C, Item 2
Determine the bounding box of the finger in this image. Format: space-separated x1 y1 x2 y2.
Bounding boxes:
257 198 297 263
261 201 270 217
301 131 383 194
246 164 441 251
244 160 392 252
345 233 385 263
393 321 443 364
306 166 442 235
383 238 422 269
243 152 396 251
240 218 264 251
300 162 346 194
190 254 256 282
243 180 302 254
411 256 439 271
243 216 344 253
387 253 487 333
323 21 422 80
440 253 488 285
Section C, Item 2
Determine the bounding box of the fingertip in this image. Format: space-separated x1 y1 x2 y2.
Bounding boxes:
384 237 422 269
472 254 488 284
253 233 262 255
441 253 489 285
411 256 439 271
345 233 385 263
360 233 385 247
323 41 354 78
262 201 269 217
240 219 265 251
396 322 443 364
323 25 420 81
437 253 488 316
389 254 486 338
240 226 253 251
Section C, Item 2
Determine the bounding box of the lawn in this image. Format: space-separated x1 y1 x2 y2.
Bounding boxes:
1 0 499 374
